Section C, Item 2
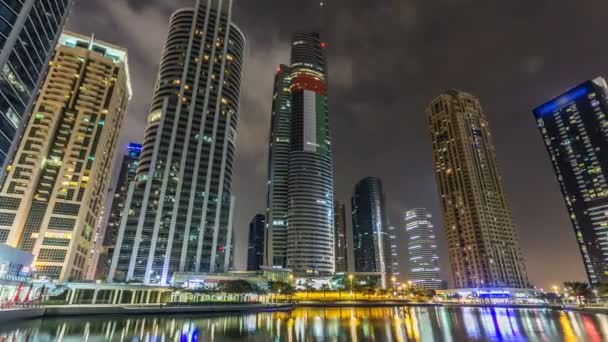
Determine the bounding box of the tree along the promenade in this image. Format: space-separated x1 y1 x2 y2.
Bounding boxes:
563 281 592 304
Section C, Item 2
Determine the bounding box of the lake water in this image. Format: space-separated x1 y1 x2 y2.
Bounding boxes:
1 306 607 341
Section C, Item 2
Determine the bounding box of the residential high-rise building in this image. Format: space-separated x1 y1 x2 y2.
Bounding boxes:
109 0 245 285
387 225 400 279
96 143 141 278
534 78 608 285
0 32 130 281
264 64 291 269
334 201 348 273
284 32 334 276
247 214 265 271
404 208 441 290
428 90 529 288
352 177 390 279
0 0 75 175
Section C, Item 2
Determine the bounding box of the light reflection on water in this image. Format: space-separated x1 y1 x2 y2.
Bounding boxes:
1 306 607 341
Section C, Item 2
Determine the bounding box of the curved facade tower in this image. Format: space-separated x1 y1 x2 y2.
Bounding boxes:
110 0 245 285
286 32 335 276
404 208 441 290
352 177 390 277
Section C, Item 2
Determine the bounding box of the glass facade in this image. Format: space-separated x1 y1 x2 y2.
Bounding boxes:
404 208 441 290
0 0 74 174
264 64 291 268
334 201 348 273
352 177 390 279
534 78 608 285
109 0 245 285
96 143 141 278
247 214 265 271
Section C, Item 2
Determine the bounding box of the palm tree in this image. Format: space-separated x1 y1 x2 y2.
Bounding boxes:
304 278 315 299
320 284 330 300
364 286 375 300
564 281 591 304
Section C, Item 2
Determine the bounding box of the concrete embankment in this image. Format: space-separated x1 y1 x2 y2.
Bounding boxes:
0 303 294 322
0 308 45 322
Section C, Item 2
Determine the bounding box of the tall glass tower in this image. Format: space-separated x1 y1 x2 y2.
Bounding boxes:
0 0 75 175
247 214 265 271
534 78 608 285
285 32 334 276
109 0 245 285
404 208 441 289
428 90 529 288
352 177 390 279
96 143 142 278
264 64 291 268
334 201 348 273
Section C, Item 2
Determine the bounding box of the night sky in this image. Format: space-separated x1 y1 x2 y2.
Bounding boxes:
69 0 608 289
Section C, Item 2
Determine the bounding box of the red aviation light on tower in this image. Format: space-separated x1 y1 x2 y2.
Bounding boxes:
321 42 326 49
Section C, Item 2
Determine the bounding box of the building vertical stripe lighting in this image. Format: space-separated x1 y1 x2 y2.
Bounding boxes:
109 0 245 285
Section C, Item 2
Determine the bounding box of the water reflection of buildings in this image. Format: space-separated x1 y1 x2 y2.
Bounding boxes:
2 307 608 341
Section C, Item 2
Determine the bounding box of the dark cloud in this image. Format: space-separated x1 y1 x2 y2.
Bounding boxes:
70 0 606 288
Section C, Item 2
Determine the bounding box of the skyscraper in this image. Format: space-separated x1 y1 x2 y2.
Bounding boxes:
404 208 441 290
266 32 334 276
96 143 141 278
387 225 400 278
334 201 348 273
534 78 608 285
264 64 291 269
0 32 130 281
352 177 389 278
0 0 75 175
428 90 529 288
247 214 265 271
109 0 245 285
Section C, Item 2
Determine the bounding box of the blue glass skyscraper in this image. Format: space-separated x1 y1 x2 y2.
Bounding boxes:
0 0 74 173
534 78 608 285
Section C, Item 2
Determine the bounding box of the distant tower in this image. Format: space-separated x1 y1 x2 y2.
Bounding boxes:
0 0 75 177
404 209 441 289
109 0 245 285
0 32 130 281
96 143 141 278
247 214 265 271
534 78 608 285
334 201 348 273
428 90 529 288
285 32 334 276
352 177 390 280
387 225 400 278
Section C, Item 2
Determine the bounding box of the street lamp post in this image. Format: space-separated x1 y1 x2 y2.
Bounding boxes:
349 274 354 300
